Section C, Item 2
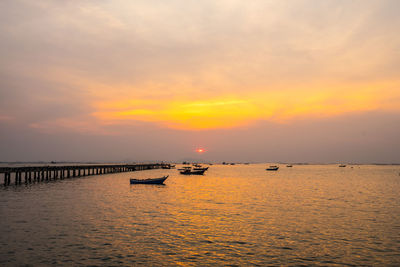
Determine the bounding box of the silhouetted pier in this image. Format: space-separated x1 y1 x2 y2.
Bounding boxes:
0 163 162 186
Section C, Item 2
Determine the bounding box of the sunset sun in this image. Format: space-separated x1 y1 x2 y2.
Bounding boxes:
196 148 206 153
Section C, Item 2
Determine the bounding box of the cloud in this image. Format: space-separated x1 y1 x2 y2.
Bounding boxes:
0 0 399 161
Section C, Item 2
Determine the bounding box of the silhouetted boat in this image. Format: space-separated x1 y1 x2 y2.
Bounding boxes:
193 166 209 171
130 175 168 184
179 168 206 175
286 164 293 167
178 166 191 171
161 164 175 169
266 165 279 171
339 164 346 167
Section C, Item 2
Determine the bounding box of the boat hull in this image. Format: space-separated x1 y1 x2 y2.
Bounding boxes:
179 170 206 175
193 167 209 171
130 176 168 184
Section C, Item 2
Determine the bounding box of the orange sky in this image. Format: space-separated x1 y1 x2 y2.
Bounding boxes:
0 0 399 162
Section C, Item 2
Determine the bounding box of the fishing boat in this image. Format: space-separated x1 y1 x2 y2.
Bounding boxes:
193 166 209 171
130 175 168 184
161 164 175 169
177 166 192 171
339 164 347 167
286 164 293 167
266 165 279 171
179 168 206 175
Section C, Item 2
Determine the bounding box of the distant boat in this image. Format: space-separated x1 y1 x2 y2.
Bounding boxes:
286 164 293 167
266 165 279 171
179 167 206 175
177 166 192 171
161 164 175 169
130 175 168 184
339 164 347 167
193 166 209 171
191 164 209 171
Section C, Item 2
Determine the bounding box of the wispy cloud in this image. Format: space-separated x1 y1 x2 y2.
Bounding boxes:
0 0 399 161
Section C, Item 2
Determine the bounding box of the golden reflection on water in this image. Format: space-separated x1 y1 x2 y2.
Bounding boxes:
0 164 399 265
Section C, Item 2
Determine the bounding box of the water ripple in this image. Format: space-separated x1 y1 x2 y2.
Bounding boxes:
1 165 400 266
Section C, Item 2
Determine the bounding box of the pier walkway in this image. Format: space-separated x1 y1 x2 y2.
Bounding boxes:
0 163 163 186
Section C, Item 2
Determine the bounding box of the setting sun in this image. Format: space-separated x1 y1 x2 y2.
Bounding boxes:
196 148 206 153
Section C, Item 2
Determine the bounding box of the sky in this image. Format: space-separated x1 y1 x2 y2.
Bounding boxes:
0 0 399 163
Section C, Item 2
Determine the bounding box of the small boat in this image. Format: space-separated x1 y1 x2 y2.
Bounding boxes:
339 164 346 167
178 166 192 171
130 175 168 184
161 164 176 169
193 166 209 171
286 164 293 167
266 165 279 171
179 168 206 175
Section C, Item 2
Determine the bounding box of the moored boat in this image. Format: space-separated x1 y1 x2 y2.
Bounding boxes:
193 166 209 171
177 166 192 171
286 164 293 167
339 164 346 167
179 167 206 175
266 165 279 171
161 164 176 169
130 175 168 184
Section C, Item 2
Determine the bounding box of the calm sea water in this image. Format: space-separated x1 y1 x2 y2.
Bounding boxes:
1 164 399 266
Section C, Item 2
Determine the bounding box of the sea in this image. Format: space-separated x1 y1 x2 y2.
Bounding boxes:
1 164 399 266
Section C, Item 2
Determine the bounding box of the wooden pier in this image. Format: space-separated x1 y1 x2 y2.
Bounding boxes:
0 163 163 186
